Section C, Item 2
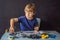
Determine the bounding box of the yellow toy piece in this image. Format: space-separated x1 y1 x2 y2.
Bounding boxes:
45 35 48 37
41 33 49 39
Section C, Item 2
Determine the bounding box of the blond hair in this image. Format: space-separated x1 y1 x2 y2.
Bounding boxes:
24 3 36 12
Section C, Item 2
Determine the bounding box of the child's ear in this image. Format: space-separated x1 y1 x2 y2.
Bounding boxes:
24 9 25 12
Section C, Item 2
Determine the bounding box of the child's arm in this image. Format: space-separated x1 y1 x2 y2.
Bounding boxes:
9 18 18 34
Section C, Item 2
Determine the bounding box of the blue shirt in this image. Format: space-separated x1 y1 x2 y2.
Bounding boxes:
18 16 38 31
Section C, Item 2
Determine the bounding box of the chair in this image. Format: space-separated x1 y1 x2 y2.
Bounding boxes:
36 18 41 27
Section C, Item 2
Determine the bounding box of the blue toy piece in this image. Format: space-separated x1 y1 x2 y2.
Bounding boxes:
49 34 56 38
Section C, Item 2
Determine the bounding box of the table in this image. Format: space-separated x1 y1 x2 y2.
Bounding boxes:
1 31 60 40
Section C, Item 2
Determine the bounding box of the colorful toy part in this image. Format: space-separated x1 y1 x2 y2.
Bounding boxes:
41 33 49 39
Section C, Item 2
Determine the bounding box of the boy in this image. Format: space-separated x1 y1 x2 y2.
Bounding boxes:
9 3 40 34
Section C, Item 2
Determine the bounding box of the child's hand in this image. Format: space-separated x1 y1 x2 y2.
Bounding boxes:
34 26 39 34
34 26 39 31
9 27 14 34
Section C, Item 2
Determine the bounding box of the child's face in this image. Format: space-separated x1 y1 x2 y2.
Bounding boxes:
25 9 35 20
